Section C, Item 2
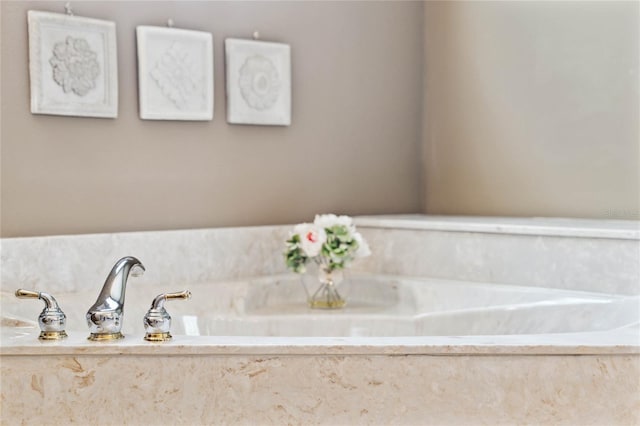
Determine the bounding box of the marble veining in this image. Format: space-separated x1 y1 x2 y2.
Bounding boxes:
1 354 638 425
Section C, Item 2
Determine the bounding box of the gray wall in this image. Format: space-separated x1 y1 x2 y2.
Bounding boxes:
1 1 424 237
422 1 639 219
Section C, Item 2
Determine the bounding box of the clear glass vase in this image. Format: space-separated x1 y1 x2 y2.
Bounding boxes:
308 268 346 309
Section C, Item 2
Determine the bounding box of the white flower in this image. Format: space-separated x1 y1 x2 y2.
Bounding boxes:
314 214 354 229
293 223 327 257
353 232 371 258
285 214 370 274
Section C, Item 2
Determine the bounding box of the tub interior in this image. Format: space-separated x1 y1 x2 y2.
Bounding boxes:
2 274 638 339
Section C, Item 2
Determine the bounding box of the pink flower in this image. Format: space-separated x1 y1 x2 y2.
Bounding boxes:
293 223 327 257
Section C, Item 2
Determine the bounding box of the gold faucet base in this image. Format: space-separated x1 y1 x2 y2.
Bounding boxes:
39 331 68 340
144 332 172 342
88 332 124 341
308 299 347 309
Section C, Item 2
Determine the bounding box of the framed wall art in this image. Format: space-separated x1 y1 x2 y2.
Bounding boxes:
136 26 213 121
28 11 118 118
225 38 291 126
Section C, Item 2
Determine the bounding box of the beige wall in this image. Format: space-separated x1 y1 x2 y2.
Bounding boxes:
0 1 424 237
3 1 639 238
423 1 639 219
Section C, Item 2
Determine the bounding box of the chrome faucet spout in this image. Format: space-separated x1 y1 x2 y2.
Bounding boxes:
86 256 145 341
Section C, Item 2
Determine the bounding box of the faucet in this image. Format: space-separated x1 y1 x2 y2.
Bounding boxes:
86 256 145 341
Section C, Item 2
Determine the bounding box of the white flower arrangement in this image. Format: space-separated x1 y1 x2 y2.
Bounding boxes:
285 214 371 274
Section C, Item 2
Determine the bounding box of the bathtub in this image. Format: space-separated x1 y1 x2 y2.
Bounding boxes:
3 274 639 341
1 216 639 425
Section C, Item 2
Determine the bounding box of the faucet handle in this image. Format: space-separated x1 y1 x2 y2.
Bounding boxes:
15 289 68 340
143 290 191 342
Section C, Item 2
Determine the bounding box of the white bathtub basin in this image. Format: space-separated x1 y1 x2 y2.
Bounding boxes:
2 274 638 340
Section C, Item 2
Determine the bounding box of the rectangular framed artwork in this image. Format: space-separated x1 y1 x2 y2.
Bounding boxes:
225 38 291 126
136 26 213 121
28 11 118 118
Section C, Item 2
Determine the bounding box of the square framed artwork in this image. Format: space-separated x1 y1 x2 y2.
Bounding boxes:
136 26 213 121
225 38 291 126
28 11 118 118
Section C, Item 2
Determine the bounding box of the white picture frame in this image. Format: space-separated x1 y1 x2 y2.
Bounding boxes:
136 26 213 121
225 38 291 126
28 11 118 118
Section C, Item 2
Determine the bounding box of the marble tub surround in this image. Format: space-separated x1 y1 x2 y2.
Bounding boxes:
2 216 640 425
353 215 640 295
1 353 638 425
2 215 638 296
1 225 291 293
